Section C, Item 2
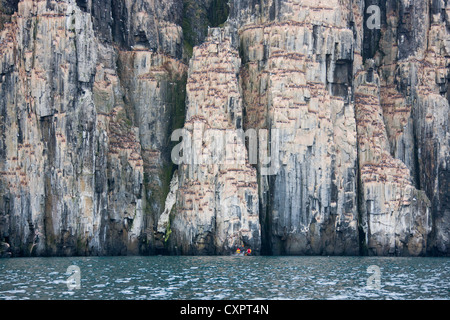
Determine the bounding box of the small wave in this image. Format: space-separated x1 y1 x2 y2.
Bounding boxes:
1 256 449 300
137 286 152 290
119 290 134 295
0 290 26 294
327 295 352 300
49 279 68 285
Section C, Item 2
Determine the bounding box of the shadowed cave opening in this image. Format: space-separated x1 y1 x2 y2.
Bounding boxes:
182 0 230 56
0 0 18 30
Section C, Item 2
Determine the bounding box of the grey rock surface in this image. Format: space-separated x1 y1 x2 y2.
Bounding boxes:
0 0 448 256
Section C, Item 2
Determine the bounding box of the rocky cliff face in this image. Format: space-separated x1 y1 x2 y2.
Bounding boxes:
163 27 261 255
0 0 186 256
231 0 361 255
0 0 448 257
362 0 450 255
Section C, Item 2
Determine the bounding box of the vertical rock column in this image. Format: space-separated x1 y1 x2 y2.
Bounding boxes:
354 63 431 256
0 0 146 256
399 0 450 256
367 0 450 255
234 0 360 255
117 50 187 254
164 27 261 255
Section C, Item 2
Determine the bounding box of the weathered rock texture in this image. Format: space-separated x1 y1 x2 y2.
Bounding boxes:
182 0 230 48
0 0 448 257
354 65 431 256
227 0 447 256
0 0 187 256
362 0 450 255
233 0 361 255
164 27 261 255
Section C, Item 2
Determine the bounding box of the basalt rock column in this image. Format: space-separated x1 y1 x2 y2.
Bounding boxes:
354 62 431 256
0 0 146 256
233 0 360 255
367 0 450 255
162 28 261 255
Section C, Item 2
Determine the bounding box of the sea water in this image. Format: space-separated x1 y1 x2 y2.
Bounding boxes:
0 256 449 300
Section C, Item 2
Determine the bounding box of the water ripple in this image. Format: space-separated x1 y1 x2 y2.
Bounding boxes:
0 256 449 300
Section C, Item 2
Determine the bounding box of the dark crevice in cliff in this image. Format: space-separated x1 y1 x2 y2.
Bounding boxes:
0 0 18 15
182 0 230 57
207 0 230 28
75 0 88 12
40 115 56 256
331 59 353 99
110 0 130 49
363 0 386 62
75 0 134 50
353 75 366 256
412 108 422 191
0 0 18 31
160 73 187 207
259 175 275 256
355 145 368 256
182 1 206 55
